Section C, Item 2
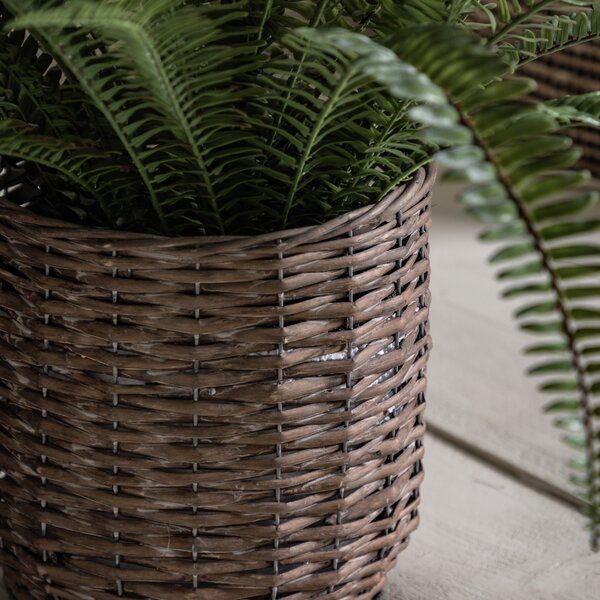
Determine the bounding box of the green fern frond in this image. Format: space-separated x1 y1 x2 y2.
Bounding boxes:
0 28 67 136
1 0 441 235
484 0 596 40
544 92 600 127
0 0 600 546
6 0 268 234
471 0 600 67
374 0 472 27
4 0 170 233
0 119 143 226
257 27 445 229
0 0 598 551
0 8 147 223
252 0 472 40
509 8 600 67
386 23 600 549
0 4 119 143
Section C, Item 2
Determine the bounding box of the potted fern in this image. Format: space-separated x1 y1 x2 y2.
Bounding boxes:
0 1 598 598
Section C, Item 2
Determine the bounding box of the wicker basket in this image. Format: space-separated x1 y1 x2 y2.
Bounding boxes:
0 167 434 599
519 41 600 179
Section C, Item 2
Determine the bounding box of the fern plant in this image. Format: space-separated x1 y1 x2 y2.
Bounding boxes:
0 0 599 549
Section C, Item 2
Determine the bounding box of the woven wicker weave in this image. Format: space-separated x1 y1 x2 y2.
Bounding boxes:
519 42 600 179
0 167 434 599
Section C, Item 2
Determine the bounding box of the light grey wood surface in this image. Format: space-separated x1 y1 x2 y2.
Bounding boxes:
387 436 600 600
426 183 574 495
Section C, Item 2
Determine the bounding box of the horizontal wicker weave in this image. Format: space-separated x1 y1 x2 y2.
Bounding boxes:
519 41 600 179
0 167 434 600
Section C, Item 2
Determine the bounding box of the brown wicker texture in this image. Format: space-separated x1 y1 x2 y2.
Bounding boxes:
519 41 600 178
0 167 434 600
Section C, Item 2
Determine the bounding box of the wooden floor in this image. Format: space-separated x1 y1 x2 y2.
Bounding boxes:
386 183 600 599
2 183 599 598
388 437 599 600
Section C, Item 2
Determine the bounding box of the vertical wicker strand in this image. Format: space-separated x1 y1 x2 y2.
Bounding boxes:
330 230 354 594
111 251 123 597
271 246 285 600
192 266 201 591
410 201 430 519
379 209 406 564
41 246 54 597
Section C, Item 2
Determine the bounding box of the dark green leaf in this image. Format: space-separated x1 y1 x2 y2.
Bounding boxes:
479 222 527 242
582 345 600 356
528 360 572 375
564 286 600 300
520 320 563 334
541 220 600 241
486 112 557 147
509 148 583 187
504 282 552 298
544 399 580 413
515 301 557 318
541 379 578 392
572 308 600 320
490 242 534 263
525 342 568 355
461 78 537 112
557 265 600 281
521 171 591 204
498 260 543 280
531 193 598 222
548 245 600 261
496 135 573 170
577 328 600 341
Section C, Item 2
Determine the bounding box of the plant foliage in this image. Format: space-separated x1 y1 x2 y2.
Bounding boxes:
0 0 599 548
472 0 600 66
0 0 439 234
391 22 600 550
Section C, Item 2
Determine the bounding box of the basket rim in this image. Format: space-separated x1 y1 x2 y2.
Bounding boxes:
0 166 435 252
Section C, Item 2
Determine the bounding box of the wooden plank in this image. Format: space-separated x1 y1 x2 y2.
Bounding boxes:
387 435 600 600
426 182 575 494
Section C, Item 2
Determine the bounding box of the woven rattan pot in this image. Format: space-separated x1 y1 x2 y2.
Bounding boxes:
0 166 434 600
520 41 600 179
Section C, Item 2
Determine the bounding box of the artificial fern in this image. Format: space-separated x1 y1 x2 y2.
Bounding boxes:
545 92 600 127
6 0 270 234
471 0 600 66
0 0 599 548
3 0 439 234
388 21 600 550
